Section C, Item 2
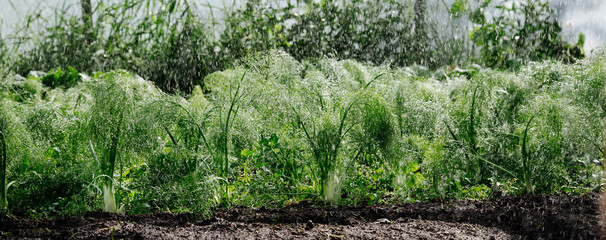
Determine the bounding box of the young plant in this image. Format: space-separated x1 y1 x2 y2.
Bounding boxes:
217 72 249 203
292 74 384 203
88 71 160 213
351 92 402 192
424 138 446 197
198 70 248 205
470 0 583 69
521 115 535 194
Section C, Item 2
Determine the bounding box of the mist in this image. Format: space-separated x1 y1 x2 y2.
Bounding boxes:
552 0 606 53
1 0 604 52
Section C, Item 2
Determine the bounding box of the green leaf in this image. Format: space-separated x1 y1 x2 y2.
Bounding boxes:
450 0 467 18
576 33 585 47
408 162 419 172
414 172 425 183
470 8 485 25
269 133 278 146
168 0 177 13
254 163 266 168
470 26 486 46
406 177 415 188
241 149 253 158
261 138 269 147
481 0 492 8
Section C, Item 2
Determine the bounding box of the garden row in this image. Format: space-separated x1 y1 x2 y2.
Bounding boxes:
0 50 604 218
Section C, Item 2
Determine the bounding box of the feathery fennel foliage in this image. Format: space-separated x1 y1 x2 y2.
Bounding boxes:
0 49 603 215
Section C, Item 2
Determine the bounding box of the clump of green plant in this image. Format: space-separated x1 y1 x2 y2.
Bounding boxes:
87 71 161 213
41 67 81 89
0 102 13 215
10 0 223 94
137 150 217 215
281 0 421 66
144 12 222 94
468 0 584 69
447 80 491 184
420 137 447 197
291 71 384 203
354 93 397 155
349 92 402 194
394 79 447 139
0 49 603 217
4 0 589 105
0 99 30 215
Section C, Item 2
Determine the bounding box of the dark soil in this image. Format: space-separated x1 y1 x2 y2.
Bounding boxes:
0 193 599 239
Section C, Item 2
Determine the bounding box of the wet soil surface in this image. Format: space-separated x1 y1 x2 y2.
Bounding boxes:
0 193 599 239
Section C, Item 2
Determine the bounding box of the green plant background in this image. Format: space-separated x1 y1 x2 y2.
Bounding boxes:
0 0 602 218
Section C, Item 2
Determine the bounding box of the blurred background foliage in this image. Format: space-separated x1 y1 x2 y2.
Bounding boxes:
0 0 585 94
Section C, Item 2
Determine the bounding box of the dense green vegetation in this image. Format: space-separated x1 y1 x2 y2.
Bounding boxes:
1 0 583 94
0 49 603 217
0 0 601 218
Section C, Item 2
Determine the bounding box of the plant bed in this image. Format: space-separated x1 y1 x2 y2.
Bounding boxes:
0 192 598 239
